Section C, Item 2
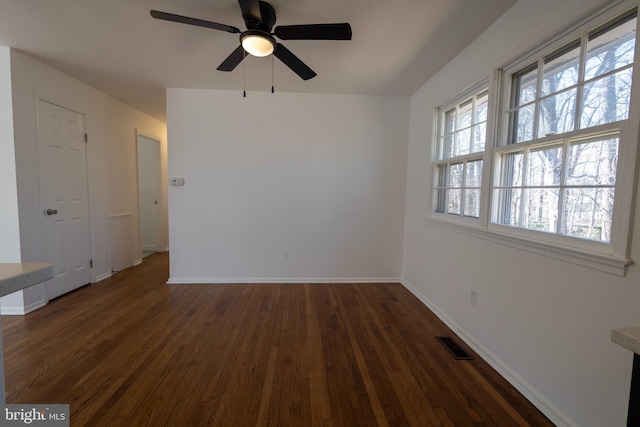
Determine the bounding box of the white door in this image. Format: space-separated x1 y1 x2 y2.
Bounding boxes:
137 134 161 253
37 100 91 300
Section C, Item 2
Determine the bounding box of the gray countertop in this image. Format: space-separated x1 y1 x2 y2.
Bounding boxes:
611 327 640 355
0 263 54 298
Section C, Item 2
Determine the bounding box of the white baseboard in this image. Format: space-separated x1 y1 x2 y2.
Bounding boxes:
1 307 25 315
400 278 575 427
167 277 401 285
1 298 47 315
133 258 142 266
23 298 47 314
94 272 112 283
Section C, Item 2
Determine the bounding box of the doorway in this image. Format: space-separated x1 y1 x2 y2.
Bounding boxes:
136 132 162 258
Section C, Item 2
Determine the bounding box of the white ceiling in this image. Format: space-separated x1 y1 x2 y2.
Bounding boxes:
0 0 517 121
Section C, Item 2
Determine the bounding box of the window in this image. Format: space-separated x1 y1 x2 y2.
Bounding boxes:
493 133 618 241
493 8 636 246
427 3 638 275
433 89 488 219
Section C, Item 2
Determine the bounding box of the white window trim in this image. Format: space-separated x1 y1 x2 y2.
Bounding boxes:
425 0 637 276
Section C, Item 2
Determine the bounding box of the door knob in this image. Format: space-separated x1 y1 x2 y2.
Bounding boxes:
45 208 58 216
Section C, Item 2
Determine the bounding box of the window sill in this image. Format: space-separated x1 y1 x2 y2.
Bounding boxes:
423 215 633 276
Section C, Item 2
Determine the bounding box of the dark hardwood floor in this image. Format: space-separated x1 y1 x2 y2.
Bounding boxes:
1 252 553 426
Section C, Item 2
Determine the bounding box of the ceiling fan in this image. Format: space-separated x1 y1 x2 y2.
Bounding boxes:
150 0 352 80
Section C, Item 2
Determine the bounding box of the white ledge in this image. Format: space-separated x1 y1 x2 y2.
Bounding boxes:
612 327 640 355
0 263 54 297
424 216 632 276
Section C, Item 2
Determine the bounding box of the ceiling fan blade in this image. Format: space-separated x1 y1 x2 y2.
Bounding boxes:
238 0 262 25
274 23 352 40
273 44 317 80
217 45 247 72
150 10 240 34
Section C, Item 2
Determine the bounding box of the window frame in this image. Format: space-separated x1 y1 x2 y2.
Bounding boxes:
425 0 638 276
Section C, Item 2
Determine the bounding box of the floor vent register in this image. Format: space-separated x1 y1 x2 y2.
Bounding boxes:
436 336 474 360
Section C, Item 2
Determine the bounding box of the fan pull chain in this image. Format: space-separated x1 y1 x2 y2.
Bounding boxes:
243 49 247 98
271 55 275 94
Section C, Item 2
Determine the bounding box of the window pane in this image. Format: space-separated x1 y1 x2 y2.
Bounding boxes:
567 137 619 186
442 135 453 159
476 91 489 123
542 42 581 97
513 105 535 143
454 128 471 156
527 145 563 186
436 164 448 186
494 188 522 226
580 68 633 128
585 14 636 81
450 163 464 187
472 92 489 153
473 122 487 153
563 187 615 242
459 99 473 129
448 189 462 215
435 189 446 213
465 159 483 187
464 189 481 218
435 166 447 213
523 188 559 232
502 152 524 187
444 108 456 135
515 65 538 106
538 88 576 136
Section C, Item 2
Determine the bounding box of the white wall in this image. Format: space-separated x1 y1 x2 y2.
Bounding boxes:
1 49 167 313
402 1 640 426
0 46 17 404
167 89 408 282
0 47 20 264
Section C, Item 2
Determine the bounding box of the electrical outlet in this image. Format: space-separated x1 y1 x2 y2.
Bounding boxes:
282 249 288 259
470 290 478 306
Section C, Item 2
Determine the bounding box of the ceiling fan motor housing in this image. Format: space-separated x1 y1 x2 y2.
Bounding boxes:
248 1 276 31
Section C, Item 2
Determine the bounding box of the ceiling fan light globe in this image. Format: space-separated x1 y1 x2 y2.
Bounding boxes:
241 34 275 57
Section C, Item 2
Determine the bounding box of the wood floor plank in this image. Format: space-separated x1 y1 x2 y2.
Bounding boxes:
1 252 554 426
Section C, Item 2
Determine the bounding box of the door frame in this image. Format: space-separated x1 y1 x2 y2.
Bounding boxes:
135 130 164 259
